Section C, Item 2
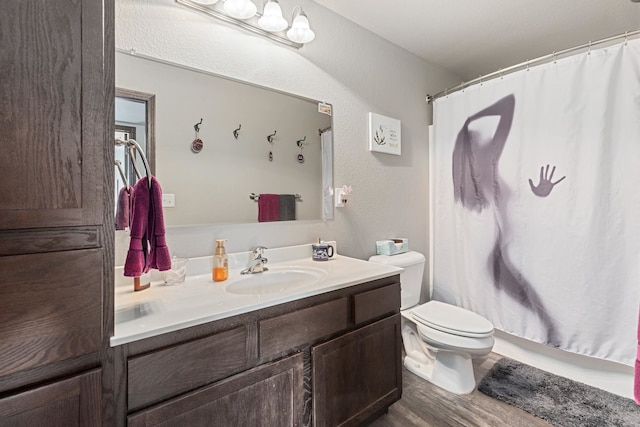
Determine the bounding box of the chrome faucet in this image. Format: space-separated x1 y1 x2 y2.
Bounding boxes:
241 246 269 274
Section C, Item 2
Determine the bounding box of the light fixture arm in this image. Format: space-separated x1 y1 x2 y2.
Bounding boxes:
291 5 303 20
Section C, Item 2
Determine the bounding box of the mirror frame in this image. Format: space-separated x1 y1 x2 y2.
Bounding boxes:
115 87 156 176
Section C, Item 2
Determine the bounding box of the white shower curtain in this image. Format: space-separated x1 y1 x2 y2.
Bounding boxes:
432 38 640 365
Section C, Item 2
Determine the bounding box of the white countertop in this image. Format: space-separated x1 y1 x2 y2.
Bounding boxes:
111 243 402 346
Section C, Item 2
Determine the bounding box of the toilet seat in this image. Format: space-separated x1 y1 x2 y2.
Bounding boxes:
413 320 494 354
411 301 494 338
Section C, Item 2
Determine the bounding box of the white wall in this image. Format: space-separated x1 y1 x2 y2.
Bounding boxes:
115 0 458 270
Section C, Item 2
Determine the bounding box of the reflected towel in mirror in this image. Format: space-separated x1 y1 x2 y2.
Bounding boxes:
258 194 279 222
279 194 296 221
115 186 131 230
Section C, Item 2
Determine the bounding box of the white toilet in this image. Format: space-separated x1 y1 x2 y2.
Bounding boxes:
369 251 494 394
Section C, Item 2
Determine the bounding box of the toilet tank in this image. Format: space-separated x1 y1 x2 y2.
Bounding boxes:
368 251 426 310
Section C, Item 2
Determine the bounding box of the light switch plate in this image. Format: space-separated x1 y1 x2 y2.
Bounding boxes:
162 193 175 207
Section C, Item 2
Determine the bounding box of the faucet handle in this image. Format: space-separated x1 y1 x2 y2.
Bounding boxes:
253 246 267 258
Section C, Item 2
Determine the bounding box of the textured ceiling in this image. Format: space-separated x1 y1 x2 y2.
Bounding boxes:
313 0 640 81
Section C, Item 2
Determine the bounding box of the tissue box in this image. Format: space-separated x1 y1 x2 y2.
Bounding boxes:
376 238 408 256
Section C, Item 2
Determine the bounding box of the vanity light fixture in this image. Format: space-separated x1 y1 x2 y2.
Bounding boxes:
176 0 315 48
287 6 315 43
258 0 288 32
223 0 257 19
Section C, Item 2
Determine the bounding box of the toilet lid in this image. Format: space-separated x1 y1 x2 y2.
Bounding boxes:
411 301 494 338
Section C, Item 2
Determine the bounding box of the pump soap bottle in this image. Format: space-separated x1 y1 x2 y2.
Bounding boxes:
213 239 229 282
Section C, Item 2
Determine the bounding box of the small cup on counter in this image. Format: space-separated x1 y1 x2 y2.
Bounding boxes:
312 243 334 261
164 257 189 285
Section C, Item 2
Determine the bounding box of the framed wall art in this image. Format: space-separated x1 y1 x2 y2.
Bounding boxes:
368 112 401 155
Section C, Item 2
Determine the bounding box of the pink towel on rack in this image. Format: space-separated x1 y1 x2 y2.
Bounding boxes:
635 307 640 404
147 176 171 272
258 194 279 222
124 176 171 277
115 186 131 230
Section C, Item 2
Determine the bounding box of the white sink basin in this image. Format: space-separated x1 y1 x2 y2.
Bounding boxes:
225 266 328 295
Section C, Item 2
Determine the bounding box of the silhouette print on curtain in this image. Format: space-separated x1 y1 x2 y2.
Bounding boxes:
452 94 566 347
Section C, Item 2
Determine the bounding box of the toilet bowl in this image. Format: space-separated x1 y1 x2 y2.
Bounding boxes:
401 301 494 394
369 251 495 395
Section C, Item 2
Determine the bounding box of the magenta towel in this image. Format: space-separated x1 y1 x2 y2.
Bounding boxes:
115 186 131 230
258 194 279 222
635 307 640 405
124 176 172 277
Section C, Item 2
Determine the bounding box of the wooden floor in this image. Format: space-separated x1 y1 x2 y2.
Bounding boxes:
368 352 553 427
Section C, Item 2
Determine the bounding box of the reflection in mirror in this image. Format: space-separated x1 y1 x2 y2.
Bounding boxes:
114 88 156 229
115 51 333 226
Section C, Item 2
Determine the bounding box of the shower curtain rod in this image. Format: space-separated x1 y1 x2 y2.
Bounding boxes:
426 29 640 103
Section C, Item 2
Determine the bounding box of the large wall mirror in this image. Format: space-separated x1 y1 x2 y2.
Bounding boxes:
115 51 333 227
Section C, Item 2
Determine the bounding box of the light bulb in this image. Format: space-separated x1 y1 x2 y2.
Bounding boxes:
258 0 288 32
224 0 257 19
287 13 314 43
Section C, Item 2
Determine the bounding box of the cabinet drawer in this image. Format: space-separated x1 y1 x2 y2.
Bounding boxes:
128 326 248 411
352 282 400 325
260 298 348 358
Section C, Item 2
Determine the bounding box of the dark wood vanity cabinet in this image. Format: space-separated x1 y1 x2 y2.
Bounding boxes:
119 277 402 427
0 0 112 425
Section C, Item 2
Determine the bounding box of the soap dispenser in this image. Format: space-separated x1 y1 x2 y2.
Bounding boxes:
213 239 229 282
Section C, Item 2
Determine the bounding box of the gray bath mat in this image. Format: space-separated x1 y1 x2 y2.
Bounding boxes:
477 357 640 427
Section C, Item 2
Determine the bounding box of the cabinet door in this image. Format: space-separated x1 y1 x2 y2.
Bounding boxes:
0 0 104 229
0 249 103 377
312 314 402 427
0 369 101 427
128 353 304 427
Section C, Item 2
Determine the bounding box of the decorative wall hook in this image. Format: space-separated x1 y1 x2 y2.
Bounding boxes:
267 130 277 143
233 124 241 140
194 118 203 132
191 118 204 153
296 136 307 163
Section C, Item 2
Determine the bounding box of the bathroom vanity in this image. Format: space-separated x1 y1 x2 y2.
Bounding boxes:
112 248 403 426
